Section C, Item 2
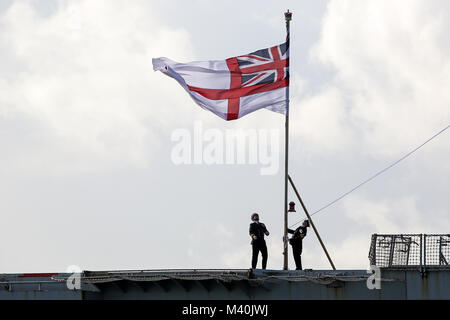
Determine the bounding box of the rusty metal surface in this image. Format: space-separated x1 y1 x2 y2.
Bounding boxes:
1 268 450 300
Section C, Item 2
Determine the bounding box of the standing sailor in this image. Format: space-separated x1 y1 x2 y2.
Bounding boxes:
249 213 270 269
288 220 309 270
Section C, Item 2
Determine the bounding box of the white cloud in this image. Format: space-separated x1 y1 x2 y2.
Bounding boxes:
344 195 416 233
326 234 371 269
0 0 195 173
291 85 355 153
293 0 450 158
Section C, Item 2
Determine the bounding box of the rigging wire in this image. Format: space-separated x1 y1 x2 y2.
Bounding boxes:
289 124 450 228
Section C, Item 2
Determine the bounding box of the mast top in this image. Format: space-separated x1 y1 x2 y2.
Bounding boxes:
284 10 292 23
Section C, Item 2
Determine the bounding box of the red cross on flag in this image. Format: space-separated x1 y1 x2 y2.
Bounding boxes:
153 41 289 120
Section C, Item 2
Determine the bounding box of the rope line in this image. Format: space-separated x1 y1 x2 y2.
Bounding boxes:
289 124 450 228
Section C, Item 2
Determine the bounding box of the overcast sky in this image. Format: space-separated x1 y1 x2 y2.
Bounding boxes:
0 0 449 273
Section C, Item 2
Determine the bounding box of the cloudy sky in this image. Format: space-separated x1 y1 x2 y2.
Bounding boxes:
0 0 449 273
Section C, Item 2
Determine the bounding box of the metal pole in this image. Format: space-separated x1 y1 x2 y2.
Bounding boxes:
288 175 336 270
424 234 427 267
420 234 423 271
283 10 292 270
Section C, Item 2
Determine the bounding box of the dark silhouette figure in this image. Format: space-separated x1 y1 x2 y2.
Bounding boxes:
288 220 309 270
249 213 270 269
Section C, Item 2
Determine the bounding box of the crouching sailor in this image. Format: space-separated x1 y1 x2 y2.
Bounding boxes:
288 220 309 270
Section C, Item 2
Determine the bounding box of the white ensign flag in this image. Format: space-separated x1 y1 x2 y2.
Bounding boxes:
153 41 289 120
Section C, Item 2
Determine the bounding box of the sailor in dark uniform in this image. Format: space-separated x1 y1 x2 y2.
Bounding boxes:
288 220 309 270
249 213 270 269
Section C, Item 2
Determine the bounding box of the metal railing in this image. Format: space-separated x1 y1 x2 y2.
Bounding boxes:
368 234 450 268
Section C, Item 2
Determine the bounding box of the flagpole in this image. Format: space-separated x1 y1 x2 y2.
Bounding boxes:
283 10 292 270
